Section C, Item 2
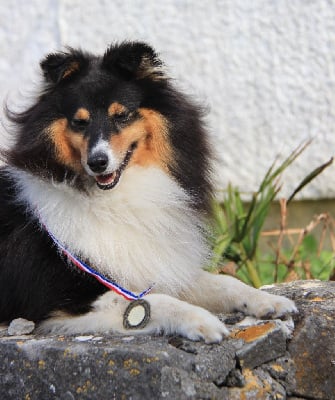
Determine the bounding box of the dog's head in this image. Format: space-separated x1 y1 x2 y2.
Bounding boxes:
40 42 172 191
5 42 212 211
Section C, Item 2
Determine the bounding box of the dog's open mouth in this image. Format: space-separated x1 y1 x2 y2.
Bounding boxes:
95 143 136 190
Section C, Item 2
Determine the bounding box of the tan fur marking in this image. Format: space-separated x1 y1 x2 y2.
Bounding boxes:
108 102 127 116
134 108 172 169
62 61 80 79
110 119 145 158
48 118 87 171
109 108 172 170
74 108 90 121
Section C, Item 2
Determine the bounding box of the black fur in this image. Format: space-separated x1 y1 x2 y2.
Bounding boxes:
0 169 107 323
0 42 213 324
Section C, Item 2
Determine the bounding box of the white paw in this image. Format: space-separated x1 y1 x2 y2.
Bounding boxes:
179 307 229 344
244 291 298 319
146 294 229 343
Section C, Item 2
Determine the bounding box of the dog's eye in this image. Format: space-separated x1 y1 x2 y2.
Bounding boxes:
112 112 131 125
71 118 90 130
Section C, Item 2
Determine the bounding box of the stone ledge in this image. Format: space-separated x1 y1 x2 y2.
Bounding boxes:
262 279 335 400
0 280 334 399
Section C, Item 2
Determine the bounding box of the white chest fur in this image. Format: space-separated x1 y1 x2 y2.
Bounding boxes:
12 166 209 296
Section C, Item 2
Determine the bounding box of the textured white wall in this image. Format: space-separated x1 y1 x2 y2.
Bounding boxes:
0 0 334 199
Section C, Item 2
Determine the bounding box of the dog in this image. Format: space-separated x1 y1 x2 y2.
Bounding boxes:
0 42 297 343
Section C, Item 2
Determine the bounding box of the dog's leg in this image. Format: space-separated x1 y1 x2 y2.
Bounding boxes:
181 270 297 318
38 291 229 343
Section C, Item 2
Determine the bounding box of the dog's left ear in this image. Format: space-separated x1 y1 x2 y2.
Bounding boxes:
102 42 165 81
40 48 89 84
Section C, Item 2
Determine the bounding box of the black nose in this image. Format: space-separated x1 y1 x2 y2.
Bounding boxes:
87 152 109 173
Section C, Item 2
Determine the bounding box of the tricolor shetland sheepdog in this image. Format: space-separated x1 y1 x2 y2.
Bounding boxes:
0 42 296 342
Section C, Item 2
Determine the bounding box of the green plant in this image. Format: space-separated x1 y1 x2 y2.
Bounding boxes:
261 209 335 283
209 141 334 287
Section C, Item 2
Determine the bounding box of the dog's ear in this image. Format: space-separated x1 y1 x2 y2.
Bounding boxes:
40 49 89 84
102 42 165 81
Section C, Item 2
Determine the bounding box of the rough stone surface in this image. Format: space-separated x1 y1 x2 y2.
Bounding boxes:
226 367 287 400
263 280 335 400
263 353 297 395
0 280 334 399
0 334 235 400
232 320 287 369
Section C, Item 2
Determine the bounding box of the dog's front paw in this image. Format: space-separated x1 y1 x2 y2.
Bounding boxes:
180 307 229 344
243 291 298 319
147 294 229 343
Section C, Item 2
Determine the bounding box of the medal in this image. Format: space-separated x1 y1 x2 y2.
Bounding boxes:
123 299 151 329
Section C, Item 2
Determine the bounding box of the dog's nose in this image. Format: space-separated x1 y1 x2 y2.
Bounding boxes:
87 152 109 173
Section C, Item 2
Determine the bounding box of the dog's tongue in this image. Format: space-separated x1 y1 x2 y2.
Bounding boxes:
95 172 116 186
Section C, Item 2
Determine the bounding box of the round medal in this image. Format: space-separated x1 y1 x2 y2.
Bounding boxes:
123 299 151 330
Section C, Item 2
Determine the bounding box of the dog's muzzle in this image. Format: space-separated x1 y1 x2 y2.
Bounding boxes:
87 143 137 190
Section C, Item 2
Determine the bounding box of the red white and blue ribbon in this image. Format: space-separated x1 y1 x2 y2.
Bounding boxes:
43 223 154 301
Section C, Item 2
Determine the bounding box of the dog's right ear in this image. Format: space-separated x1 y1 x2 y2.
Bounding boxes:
102 42 165 81
40 49 89 84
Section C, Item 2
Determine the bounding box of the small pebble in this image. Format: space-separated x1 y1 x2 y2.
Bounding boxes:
92 336 103 341
74 335 94 342
122 336 135 342
8 318 35 336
